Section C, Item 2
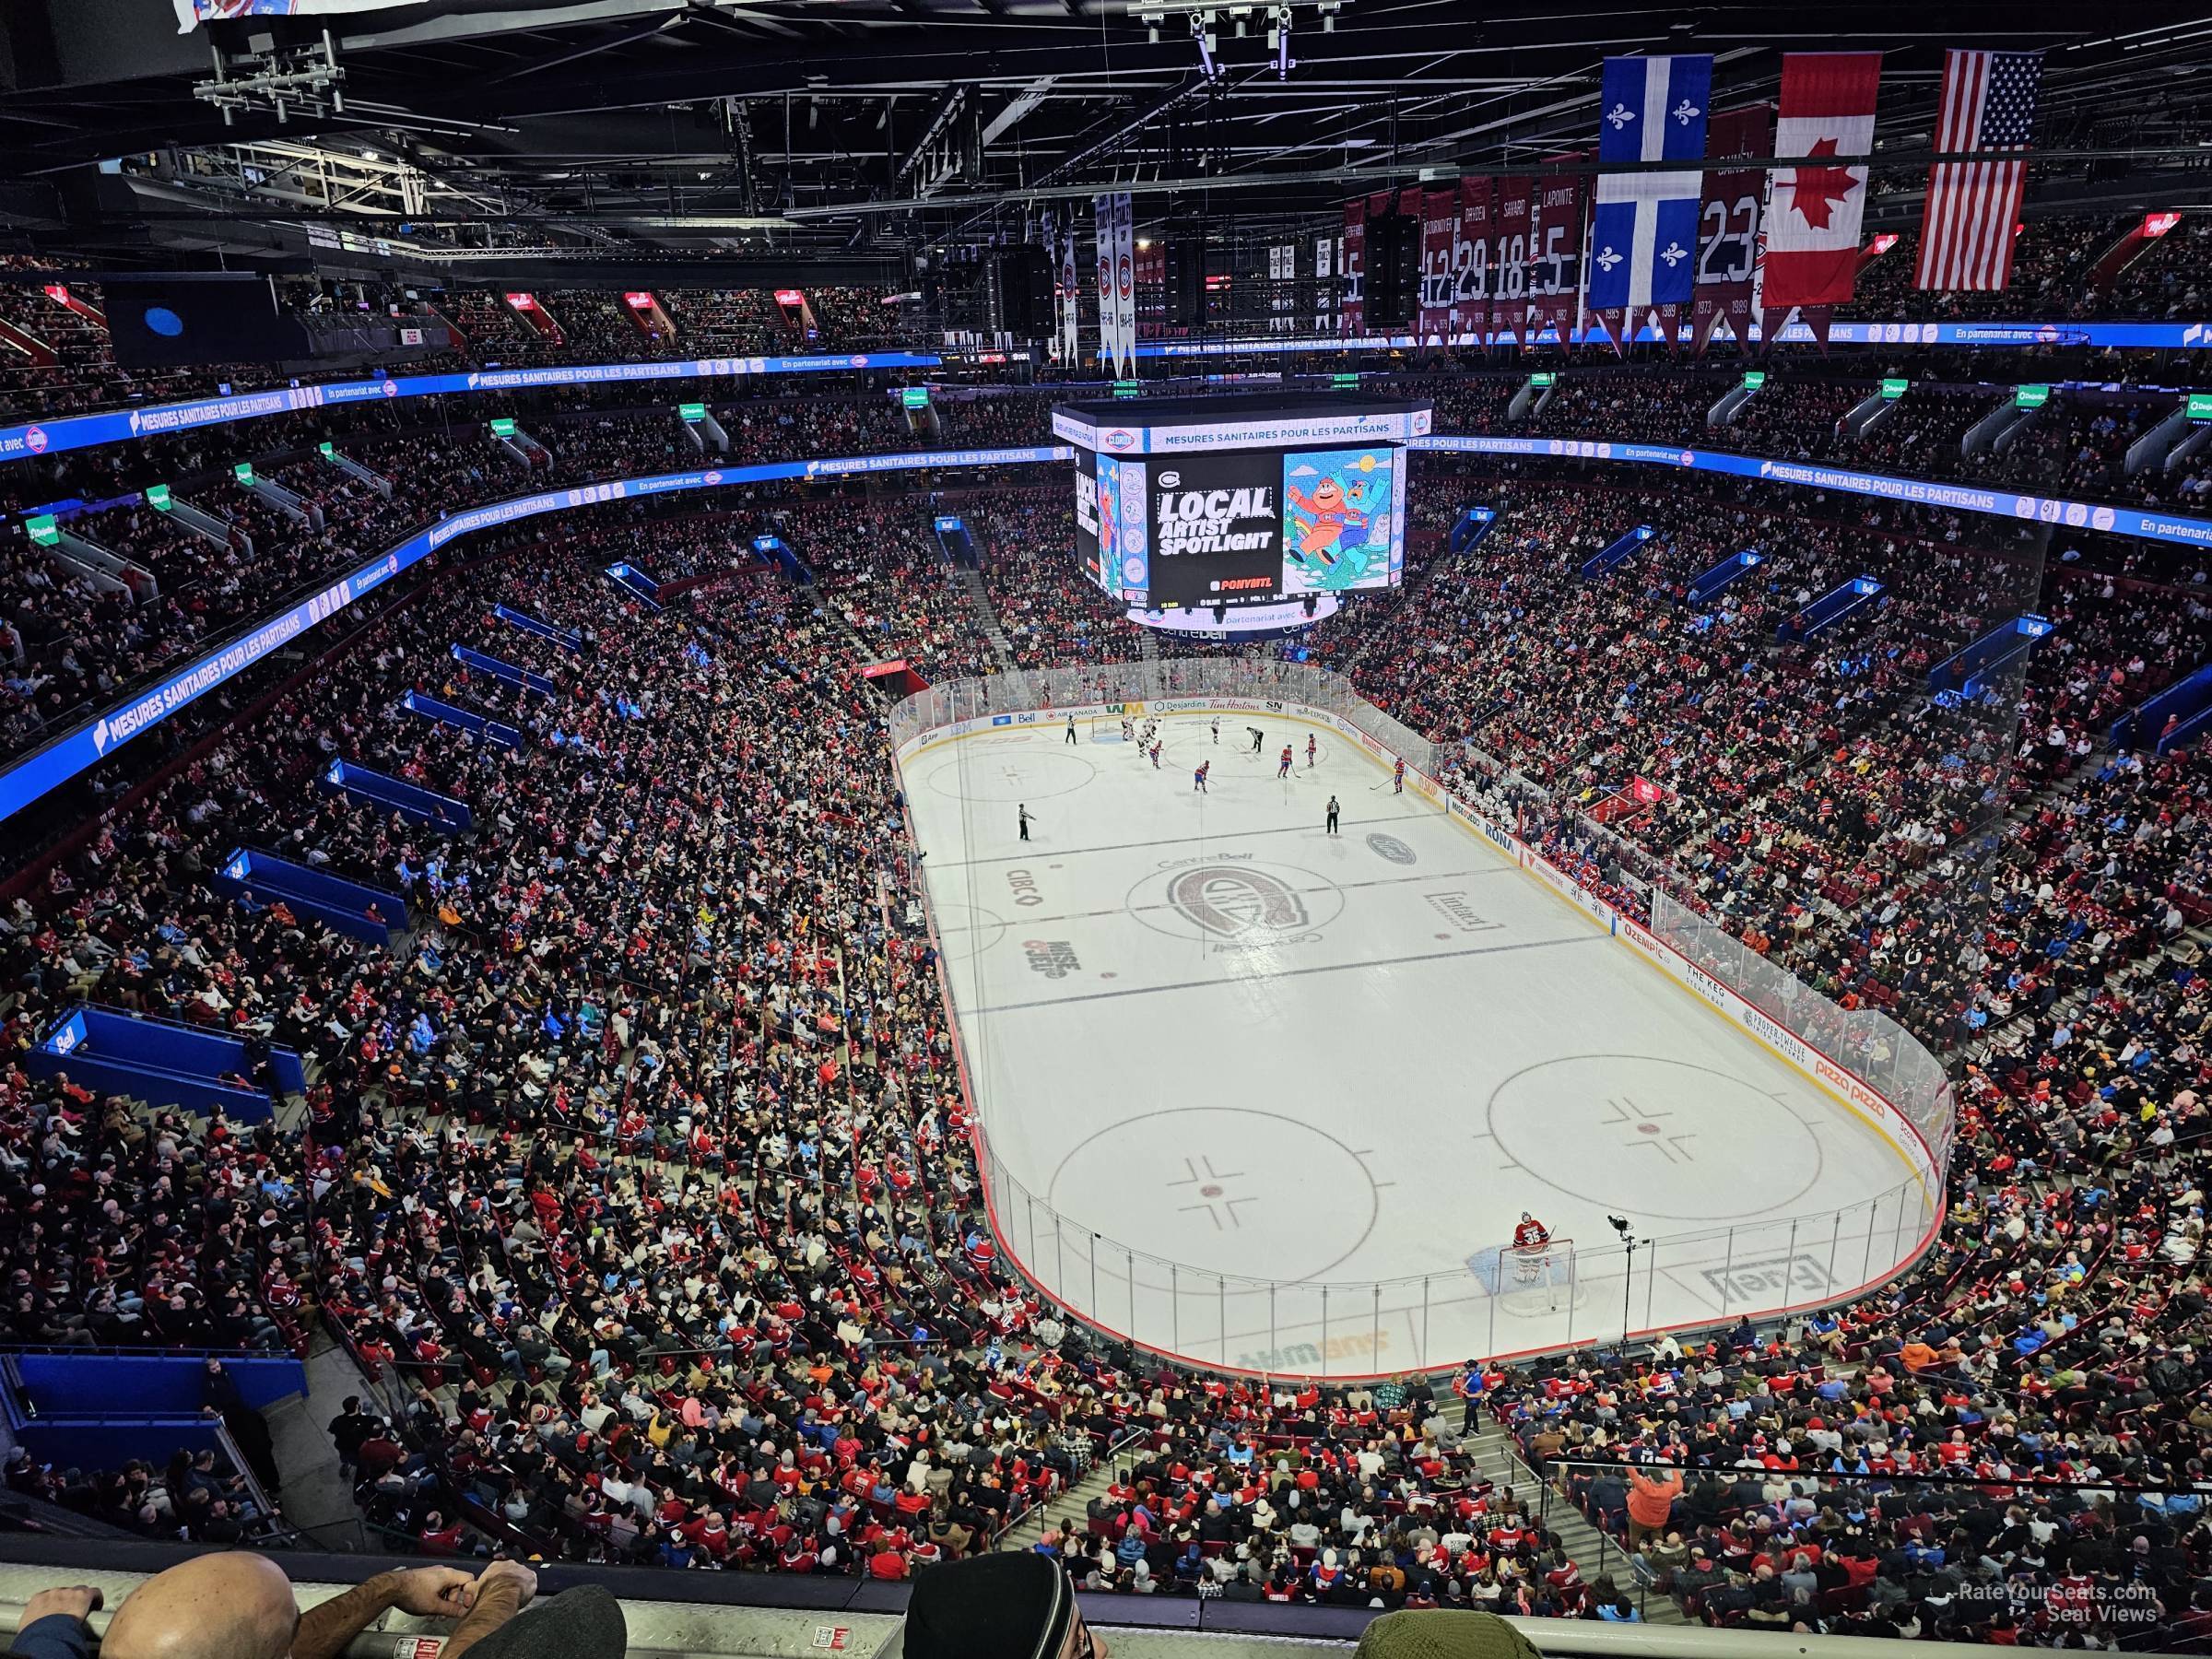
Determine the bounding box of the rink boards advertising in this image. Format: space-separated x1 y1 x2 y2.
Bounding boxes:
1060 395 1427 612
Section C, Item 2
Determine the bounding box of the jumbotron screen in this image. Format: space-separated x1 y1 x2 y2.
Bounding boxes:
1057 394 1430 615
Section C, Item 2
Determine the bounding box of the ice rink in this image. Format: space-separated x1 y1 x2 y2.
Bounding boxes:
901 710 1934 1376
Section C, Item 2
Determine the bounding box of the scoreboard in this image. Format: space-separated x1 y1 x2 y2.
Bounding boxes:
1056 394 1430 618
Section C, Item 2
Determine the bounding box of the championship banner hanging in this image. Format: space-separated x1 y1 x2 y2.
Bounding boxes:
1112 194 1136 376
1061 223 1082 364
1093 194 1114 371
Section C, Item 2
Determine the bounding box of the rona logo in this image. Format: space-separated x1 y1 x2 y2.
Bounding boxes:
1168 866 1308 938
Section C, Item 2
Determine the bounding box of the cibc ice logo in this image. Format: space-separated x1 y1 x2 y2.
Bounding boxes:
1168 865 1309 939
1006 869 1045 908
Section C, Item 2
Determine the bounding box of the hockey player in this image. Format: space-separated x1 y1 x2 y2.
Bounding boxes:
1393 756 1407 794
1305 734 1318 769
1193 760 1210 793
1277 745 1294 779
1211 717 1221 745
1121 717 1135 743
1150 741 1163 768
1511 1212 1550 1286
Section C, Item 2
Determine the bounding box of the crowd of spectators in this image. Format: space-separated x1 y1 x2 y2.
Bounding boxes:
0 392 1077 765
6 286 2212 1641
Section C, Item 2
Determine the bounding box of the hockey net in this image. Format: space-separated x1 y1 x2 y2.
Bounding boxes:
1466 1236 1581 1316
1088 713 1127 743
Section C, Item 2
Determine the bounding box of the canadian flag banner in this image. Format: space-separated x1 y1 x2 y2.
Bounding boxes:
1765 52 1882 310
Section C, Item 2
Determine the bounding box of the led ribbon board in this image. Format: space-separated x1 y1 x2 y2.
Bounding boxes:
0 443 1066 823
1412 433 2212 549
0 351 945 465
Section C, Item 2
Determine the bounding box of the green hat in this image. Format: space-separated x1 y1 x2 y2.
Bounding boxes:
1356 1612 1548 1659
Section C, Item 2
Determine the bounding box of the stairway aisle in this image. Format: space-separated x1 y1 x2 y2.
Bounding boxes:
994 1457 1126 1551
1460 1418 1686 1625
261 1329 381 1552
952 566 1019 675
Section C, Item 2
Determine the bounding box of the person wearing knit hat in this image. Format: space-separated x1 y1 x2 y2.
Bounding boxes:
901 1552 1103 1659
1354 1610 1547 1659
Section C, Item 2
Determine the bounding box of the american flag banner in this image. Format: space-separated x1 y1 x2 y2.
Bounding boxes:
1916 50 2041 291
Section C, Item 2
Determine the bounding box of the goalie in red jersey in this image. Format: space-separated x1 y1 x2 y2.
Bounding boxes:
1512 1211 1551 1284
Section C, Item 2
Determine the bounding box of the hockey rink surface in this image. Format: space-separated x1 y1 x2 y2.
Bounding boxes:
900 711 1933 1376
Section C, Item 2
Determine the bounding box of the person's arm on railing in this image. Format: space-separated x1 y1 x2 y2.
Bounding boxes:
291 1567 477 1659
439 1560 539 1659
9 1586 101 1659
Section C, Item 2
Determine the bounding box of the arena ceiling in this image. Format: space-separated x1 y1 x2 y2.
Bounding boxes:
1 0 2208 267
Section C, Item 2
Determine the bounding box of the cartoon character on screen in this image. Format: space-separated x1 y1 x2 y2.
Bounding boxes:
1288 455 1393 592
1287 472 1369 570
1095 466 1120 575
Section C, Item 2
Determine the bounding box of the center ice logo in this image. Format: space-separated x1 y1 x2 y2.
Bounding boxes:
1168 866 1308 938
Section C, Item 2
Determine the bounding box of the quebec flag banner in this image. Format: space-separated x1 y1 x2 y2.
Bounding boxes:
1586 54 1712 312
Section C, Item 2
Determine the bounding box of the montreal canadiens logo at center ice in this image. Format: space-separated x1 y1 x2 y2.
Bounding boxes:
1167 865 1309 938
1153 469 1277 557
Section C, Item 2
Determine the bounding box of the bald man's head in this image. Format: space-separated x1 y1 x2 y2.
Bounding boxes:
103 1553 298 1659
